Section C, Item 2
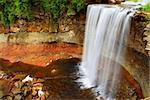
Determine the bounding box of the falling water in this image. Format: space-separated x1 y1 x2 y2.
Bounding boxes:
123 0 149 6
79 5 134 99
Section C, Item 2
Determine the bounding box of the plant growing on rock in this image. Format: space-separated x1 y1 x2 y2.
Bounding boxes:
0 0 32 26
41 0 86 22
140 2 150 11
67 0 86 16
41 0 67 22
0 0 86 26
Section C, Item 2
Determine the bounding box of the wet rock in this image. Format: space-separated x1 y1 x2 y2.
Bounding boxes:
0 58 97 99
0 76 50 100
123 48 149 98
122 13 150 98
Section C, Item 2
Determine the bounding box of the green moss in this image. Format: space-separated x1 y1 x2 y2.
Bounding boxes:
139 2 150 12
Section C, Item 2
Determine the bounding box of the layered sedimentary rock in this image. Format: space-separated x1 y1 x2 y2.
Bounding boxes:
123 13 150 97
144 23 150 55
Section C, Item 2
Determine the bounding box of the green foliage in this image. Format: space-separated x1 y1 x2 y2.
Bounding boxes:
41 0 67 21
0 0 86 26
128 0 150 11
40 0 50 12
67 0 86 16
128 0 138 2
41 0 86 22
140 2 150 11
71 0 86 12
0 0 31 26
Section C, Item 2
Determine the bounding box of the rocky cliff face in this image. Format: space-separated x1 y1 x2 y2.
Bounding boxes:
0 13 85 45
144 24 150 55
123 13 150 97
126 13 149 56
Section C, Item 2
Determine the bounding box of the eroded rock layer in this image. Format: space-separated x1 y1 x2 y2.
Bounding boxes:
124 13 150 97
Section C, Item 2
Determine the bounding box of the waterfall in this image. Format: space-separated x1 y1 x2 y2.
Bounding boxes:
122 0 149 6
79 5 134 99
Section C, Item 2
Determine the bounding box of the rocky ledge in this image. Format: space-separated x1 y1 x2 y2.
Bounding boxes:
143 23 150 55
123 12 150 98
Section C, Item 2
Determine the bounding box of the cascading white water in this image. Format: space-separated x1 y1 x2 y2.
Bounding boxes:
79 5 134 99
123 0 149 6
